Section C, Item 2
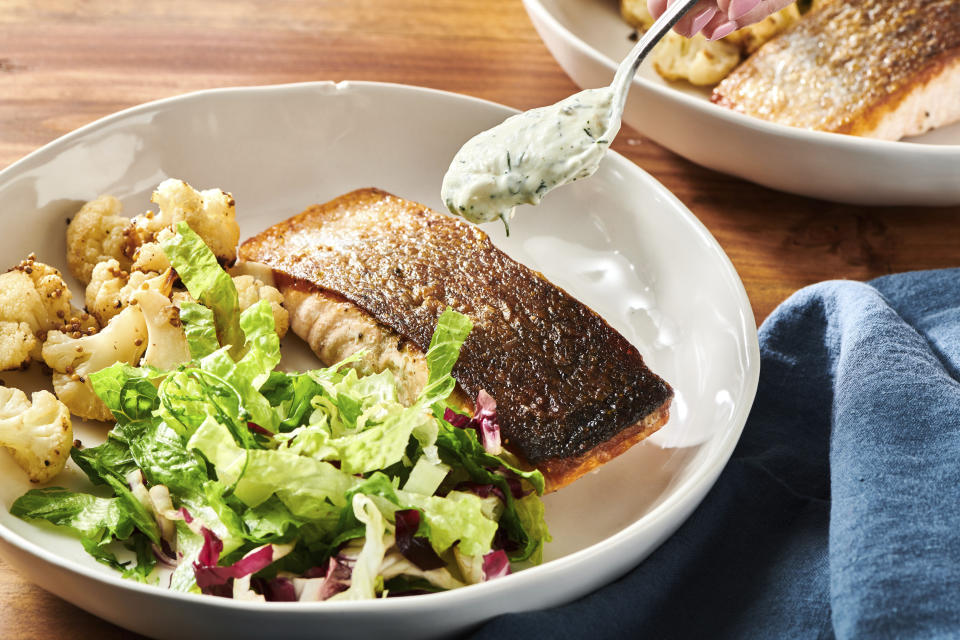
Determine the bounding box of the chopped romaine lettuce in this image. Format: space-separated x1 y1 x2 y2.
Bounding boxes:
11 229 549 600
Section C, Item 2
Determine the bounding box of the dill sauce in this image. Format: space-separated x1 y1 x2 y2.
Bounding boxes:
441 88 618 224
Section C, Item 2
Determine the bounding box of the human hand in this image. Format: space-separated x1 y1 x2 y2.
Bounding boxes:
647 0 796 40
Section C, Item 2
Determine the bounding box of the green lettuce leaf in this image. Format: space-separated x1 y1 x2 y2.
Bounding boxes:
157 367 255 448
160 222 243 355
187 416 357 515
328 494 388 601
418 308 473 409
71 437 138 487
89 362 160 424
179 300 220 359
197 301 280 431
259 371 324 431
10 488 135 542
434 421 546 561
400 490 497 557
339 473 495 557
169 520 204 593
123 535 159 583
288 406 436 475
242 497 304 543
514 493 551 564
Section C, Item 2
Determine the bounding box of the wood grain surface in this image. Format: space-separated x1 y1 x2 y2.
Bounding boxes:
0 0 958 638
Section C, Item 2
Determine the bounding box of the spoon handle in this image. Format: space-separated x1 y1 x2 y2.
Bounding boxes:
610 0 703 113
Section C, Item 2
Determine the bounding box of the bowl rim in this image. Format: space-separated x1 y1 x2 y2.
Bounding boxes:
0 79 760 614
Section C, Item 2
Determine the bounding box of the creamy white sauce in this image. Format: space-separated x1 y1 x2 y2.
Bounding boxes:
441 88 619 225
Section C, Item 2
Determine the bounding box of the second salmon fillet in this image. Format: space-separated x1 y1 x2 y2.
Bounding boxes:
712 0 960 139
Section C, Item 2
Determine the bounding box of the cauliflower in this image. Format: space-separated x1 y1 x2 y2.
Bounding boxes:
85 259 175 326
67 179 241 285
643 3 801 87
133 289 191 370
127 179 240 274
42 305 148 422
724 3 801 55
43 286 193 419
66 195 133 284
172 273 290 339
620 0 654 30
232 275 289 339
0 386 72 483
0 255 98 371
652 32 741 86
129 229 176 274
0 321 37 373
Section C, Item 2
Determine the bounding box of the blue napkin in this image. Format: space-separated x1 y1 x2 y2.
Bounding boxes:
472 269 960 639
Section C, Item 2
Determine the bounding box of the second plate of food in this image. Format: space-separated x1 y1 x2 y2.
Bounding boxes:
0 81 758 639
525 0 960 206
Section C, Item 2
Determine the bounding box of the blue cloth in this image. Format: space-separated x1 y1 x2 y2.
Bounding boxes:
472 269 960 639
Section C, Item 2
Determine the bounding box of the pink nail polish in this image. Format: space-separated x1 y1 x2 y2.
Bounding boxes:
708 20 737 40
690 7 718 35
728 0 760 20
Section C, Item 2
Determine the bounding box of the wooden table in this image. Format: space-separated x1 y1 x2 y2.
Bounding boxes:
1 0 957 637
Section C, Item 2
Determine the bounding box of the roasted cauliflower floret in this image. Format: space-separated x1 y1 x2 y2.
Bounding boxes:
69 179 240 284
620 0 654 30
133 289 191 371
130 228 176 274
642 3 802 86
127 179 239 274
652 32 741 86
0 255 97 370
42 305 148 422
0 322 38 372
0 386 72 483
724 3 801 55
232 275 289 339
66 195 133 284
85 259 175 326
172 274 289 339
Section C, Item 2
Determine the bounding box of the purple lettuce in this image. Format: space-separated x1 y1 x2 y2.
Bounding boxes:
482 549 511 581
192 527 277 597
252 576 297 602
296 555 354 601
394 509 445 571
444 389 501 454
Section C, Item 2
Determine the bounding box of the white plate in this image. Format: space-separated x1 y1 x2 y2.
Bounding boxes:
524 0 960 206
0 81 759 639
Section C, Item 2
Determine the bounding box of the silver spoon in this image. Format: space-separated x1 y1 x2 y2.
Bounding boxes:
441 0 701 227
609 0 703 119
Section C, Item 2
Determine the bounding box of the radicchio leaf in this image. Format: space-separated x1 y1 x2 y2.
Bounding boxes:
247 422 273 436
443 389 502 455
320 555 354 600
482 549 511 581
192 527 276 597
252 576 297 602
151 540 178 568
456 478 528 501
456 482 505 501
394 509 446 571
296 555 354 601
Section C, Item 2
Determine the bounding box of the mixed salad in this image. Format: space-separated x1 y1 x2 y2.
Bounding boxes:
11 223 549 601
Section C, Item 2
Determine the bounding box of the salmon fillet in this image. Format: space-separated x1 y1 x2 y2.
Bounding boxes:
240 188 673 491
712 0 960 139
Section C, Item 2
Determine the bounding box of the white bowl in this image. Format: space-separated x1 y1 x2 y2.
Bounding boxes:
524 0 960 206
0 81 759 639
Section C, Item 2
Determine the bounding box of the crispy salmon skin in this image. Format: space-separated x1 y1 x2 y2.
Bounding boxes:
712 0 960 139
240 188 673 490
